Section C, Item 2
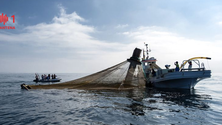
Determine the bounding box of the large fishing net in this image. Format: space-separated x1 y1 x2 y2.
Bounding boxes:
26 48 146 90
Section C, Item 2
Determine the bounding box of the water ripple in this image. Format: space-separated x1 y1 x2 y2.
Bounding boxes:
0 74 222 124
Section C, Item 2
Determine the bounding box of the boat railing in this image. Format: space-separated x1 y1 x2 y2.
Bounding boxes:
156 68 206 77
181 68 205 71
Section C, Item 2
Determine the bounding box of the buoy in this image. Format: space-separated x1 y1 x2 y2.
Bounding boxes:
21 83 30 91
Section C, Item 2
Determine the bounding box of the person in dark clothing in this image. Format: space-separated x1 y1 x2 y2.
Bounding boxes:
48 74 50 80
152 68 156 77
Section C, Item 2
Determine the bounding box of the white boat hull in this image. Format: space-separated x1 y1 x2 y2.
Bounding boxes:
149 70 211 89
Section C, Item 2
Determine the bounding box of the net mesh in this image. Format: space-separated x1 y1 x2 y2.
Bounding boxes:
29 60 146 90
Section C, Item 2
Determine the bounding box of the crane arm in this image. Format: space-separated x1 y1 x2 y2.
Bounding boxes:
180 57 211 69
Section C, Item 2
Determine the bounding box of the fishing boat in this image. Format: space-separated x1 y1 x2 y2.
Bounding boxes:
33 74 61 83
142 44 211 89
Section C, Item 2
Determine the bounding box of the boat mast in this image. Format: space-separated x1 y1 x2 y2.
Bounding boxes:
145 43 150 60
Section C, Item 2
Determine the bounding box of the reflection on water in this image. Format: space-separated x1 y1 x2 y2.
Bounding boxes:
89 87 212 118
126 88 146 116
145 88 211 109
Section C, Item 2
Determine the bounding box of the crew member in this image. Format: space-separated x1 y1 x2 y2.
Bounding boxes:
175 61 180 72
188 61 192 70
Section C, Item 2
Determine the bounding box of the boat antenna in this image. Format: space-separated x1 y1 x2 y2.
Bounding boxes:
144 43 151 60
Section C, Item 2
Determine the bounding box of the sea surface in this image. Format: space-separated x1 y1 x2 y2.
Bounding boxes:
0 73 222 125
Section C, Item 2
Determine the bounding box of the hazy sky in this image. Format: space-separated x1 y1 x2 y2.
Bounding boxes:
0 0 221 73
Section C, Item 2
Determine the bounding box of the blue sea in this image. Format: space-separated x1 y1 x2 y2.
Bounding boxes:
0 73 222 125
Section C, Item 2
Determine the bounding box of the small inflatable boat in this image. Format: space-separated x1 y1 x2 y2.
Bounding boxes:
33 78 61 83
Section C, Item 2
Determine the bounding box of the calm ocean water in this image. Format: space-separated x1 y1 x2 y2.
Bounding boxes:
0 73 222 125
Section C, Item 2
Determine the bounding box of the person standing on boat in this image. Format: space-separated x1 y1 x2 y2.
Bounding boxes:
151 68 156 77
146 63 152 77
43 74 47 80
47 74 50 80
188 61 192 70
41 75 44 80
175 61 180 71
35 73 39 81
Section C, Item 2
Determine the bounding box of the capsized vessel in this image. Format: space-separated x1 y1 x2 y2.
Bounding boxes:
142 44 211 89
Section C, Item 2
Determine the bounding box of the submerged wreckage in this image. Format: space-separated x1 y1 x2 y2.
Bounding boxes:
21 45 211 90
